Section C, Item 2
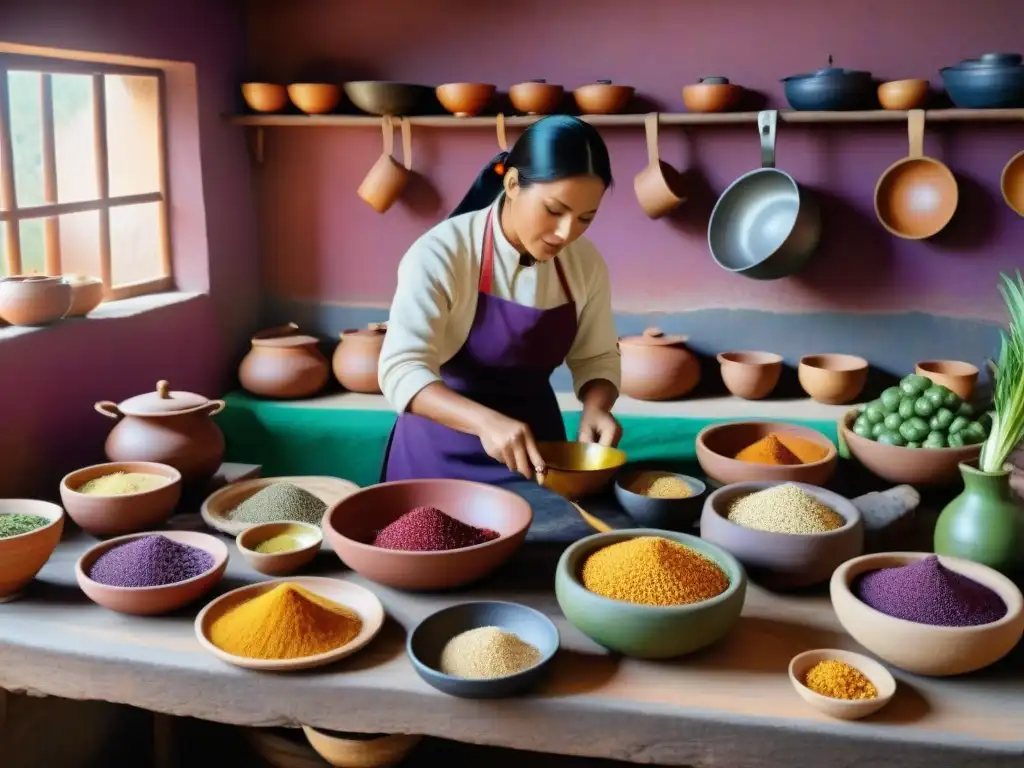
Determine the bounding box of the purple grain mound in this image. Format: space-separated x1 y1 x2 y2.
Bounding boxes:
853 555 1007 627
88 534 215 588
372 506 498 552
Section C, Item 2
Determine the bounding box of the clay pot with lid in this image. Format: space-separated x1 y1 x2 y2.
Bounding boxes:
619 327 701 401
0 276 72 326
95 380 226 487
333 322 387 394
573 80 634 114
238 323 330 399
682 77 743 113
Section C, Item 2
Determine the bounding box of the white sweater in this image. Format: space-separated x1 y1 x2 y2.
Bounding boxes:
378 202 622 413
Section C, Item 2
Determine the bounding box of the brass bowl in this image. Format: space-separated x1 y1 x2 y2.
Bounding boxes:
537 441 627 499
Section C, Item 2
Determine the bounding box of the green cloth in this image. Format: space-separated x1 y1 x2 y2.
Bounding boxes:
217 391 839 488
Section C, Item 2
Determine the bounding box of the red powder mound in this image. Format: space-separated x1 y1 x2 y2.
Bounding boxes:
372 506 499 552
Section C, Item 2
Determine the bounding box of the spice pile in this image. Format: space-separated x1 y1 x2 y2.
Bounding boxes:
439 626 542 679
804 659 878 700
372 506 498 551
226 483 327 526
209 583 362 660
77 472 170 496
624 471 693 499
726 484 845 535
853 555 1007 627
88 535 214 587
0 513 50 539
734 433 829 465
581 535 729 606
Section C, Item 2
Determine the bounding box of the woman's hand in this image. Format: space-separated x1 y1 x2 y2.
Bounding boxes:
478 412 546 480
578 406 622 447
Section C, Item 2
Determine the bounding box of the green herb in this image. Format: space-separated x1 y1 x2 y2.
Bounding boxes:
980 270 1024 473
0 513 49 539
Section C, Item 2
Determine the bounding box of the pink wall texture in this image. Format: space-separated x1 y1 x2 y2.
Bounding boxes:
247 0 1023 323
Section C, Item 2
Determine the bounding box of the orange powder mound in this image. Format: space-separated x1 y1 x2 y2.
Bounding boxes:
775 433 829 463
734 434 802 465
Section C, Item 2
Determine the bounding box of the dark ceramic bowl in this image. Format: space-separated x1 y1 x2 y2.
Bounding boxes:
407 601 559 699
613 467 706 532
342 81 437 116
695 421 837 487
554 529 746 659
700 481 864 590
322 479 532 591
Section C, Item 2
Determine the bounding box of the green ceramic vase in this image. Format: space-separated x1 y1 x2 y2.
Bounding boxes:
934 462 1024 573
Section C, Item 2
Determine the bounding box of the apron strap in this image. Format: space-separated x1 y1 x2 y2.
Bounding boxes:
552 257 574 304
480 206 575 304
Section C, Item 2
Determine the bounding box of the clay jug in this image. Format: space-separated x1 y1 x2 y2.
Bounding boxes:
239 322 330 399
333 323 387 394
934 462 1024 574
618 327 701 401
95 380 226 487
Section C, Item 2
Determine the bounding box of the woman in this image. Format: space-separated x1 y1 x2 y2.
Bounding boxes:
379 115 621 484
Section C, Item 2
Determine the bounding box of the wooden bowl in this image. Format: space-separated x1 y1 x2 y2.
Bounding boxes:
788 649 896 720
700 481 864 589
536 441 627 499
695 421 838 486
573 82 634 114
195 576 384 671
717 351 783 400
343 81 436 116
509 80 564 114
76 531 228 615
287 83 341 115
436 83 496 117
241 82 288 113
0 499 64 602
60 461 182 536
303 726 422 767
839 409 980 485
63 274 104 316
877 79 929 110
798 354 869 405
0 275 72 326
681 78 743 113
915 359 979 401
236 521 322 576
830 552 1024 676
322 479 532 591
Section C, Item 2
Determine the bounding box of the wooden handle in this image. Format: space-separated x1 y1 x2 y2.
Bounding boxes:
399 118 413 170
157 380 170 399
496 113 508 151
381 116 394 156
907 109 925 159
644 113 660 166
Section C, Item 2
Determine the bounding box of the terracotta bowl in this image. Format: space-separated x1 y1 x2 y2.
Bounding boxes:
0 499 64 602
0 275 72 326
914 359 979 401
798 354 869 405
788 648 896 720
536 441 628 499
1002 149 1024 216
681 80 743 113
60 461 182 536
613 468 706 531
303 726 422 767
63 274 104 317
830 552 1024 676
287 83 341 115
322 479 533 591
554 529 746 659
717 351 783 400
436 83 496 117
839 409 980 485
241 82 289 113
573 82 634 114
695 421 838 486
700 481 864 589
76 531 228 616
236 521 322 576
877 79 929 110
509 80 564 114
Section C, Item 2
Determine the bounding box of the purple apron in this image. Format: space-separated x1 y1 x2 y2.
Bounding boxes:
383 209 578 483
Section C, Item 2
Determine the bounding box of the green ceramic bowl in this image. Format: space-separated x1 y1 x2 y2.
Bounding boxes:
554 529 747 659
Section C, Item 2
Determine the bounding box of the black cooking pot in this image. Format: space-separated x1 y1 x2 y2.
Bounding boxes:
781 56 876 111
940 52 1024 109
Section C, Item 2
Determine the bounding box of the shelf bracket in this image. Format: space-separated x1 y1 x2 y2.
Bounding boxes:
247 126 265 164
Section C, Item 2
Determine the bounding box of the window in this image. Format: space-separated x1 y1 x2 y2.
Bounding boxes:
0 53 173 301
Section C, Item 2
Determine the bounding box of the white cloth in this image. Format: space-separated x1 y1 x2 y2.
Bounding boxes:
378 201 621 413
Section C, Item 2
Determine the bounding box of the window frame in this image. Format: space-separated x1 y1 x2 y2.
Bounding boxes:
0 53 174 302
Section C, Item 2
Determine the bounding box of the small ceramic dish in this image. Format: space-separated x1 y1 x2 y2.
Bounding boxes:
573 81 634 114
241 82 289 113
60 461 181 536
436 82 496 117
236 521 323 576
717 351 783 400
613 467 705 531
76 531 228 616
287 83 341 115
695 421 838 487
302 727 422 767
0 499 65 602
508 80 564 114
877 79 929 110
914 359 979 401
195 576 385 671
407 601 559 699
788 648 896 720
798 354 869 405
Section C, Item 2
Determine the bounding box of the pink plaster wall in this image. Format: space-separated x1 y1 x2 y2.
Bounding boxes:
247 0 1024 322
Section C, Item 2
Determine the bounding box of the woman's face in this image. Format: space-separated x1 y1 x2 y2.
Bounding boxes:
504 173 607 261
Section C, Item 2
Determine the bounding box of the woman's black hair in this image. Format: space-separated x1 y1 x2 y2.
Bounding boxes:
447 115 613 219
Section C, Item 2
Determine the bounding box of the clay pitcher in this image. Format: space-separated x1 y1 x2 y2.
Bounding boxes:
95 380 226 487
619 327 701 401
239 322 330 399
333 323 387 394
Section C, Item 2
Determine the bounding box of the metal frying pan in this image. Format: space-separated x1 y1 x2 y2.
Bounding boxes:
708 110 821 280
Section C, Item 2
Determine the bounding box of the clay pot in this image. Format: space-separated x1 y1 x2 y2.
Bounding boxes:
619 327 701 401
239 323 330 399
573 80 634 114
333 322 387 394
63 274 104 317
717 351 783 400
0 275 72 326
287 83 341 115
877 79 929 110
95 380 226 487
915 359 979 401
436 83 496 117
509 79 564 114
798 353 868 404
241 82 288 113
681 76 744 113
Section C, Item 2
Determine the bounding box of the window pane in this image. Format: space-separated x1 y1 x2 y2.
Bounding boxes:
53 73 97 203
111 202 162 286
18 218 44 275
58 209 100 278
106 75 161 197
8 71 44 208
